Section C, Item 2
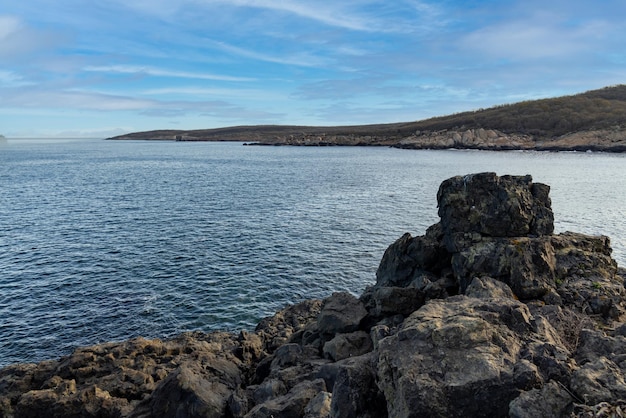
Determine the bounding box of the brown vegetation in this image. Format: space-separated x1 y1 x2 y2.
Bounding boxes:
108 85 626 151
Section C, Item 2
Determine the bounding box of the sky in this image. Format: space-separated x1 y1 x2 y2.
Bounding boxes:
1 0 626 138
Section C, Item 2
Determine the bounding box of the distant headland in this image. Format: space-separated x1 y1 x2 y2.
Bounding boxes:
108 85 626 152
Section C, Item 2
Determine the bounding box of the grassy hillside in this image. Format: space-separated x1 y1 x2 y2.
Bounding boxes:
109 85 626 148
410 84 626 138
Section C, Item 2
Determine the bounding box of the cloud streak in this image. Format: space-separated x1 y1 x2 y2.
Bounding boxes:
83 65 256 82
2 0 626 136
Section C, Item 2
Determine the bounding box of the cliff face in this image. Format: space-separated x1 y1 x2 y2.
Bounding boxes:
2 173 626 417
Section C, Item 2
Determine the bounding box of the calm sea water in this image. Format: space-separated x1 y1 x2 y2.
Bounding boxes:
1 139 625 367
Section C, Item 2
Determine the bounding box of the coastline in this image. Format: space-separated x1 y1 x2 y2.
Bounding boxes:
3 173 626 417
108 127 626 153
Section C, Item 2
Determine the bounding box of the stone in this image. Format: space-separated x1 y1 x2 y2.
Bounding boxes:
244 378 326 418
508 380 573 418
570 357 626 405
329 354 385 418
256 299 323 353
368 286 425 316
376 296 556 417
317 292 367 335
3 173 626 418
322 331 373 362
303 391 332 418
131 357 243 418
374 223 449 288
437 172 554 240
465 276 516 299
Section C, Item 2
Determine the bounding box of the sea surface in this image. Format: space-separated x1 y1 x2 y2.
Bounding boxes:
1 139 625 367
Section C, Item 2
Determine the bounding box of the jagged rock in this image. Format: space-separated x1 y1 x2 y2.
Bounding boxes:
366 286 426 316
465 276 516 299
256 299 323 353
374 223 449 287
329 353 385 418
437 172 554 241
244 378 326 418
322 331 373 362
570 357 626 406
2 173 626 418
376 295 567 417
303 391 331 418
508 380 574 418
131 360 241 418
317 292 367 335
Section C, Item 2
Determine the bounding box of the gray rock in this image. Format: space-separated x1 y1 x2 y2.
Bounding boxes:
570 357 626 405
376 296 558 417
368 286 425 316
303 391 332 418
437 172 553 240
245 378 326 418
508 380 573 418
329 353 385 418
131 360 241 418
465 276 516 299
317 292 367 335
322 331 373 362
375 223 449 288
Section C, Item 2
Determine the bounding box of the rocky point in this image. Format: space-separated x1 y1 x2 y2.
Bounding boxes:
2 172 626 417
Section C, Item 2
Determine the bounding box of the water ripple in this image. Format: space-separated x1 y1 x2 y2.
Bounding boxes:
1 140 625 366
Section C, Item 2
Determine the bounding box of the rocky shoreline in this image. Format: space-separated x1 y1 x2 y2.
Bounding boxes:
2 173 626 417
110 127 626 153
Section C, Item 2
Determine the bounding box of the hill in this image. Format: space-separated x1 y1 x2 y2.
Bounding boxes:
108 85 626 152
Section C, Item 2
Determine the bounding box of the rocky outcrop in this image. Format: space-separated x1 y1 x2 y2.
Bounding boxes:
2 173 626 417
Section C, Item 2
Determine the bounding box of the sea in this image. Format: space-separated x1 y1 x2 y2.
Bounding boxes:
1 138 625 367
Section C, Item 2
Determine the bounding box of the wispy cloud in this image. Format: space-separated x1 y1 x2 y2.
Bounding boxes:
0 70 33 87
83 65 255 82
0 15 61 58
207 40 332 68
461 18 612 61
196 0 374 31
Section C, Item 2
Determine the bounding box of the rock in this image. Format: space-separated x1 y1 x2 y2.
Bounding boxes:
367 286 426 316
244 378 326 418
131 360 240 418
322 331 373 362
303 391 332 418
465 276 516 299
437 172 554 240
329 354 385 418
451 235 558 297
256 299 323 353
3 173 626 418
508 380 573 418
317 292 367 335
374 223 449 287
570 357 626 405
376 296 561 417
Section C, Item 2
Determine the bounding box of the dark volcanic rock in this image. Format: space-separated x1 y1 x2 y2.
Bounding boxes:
2 172 625 418
437 172 554 240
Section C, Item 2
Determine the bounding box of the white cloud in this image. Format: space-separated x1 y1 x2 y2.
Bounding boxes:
0 15 50 58
83 65 255 82
207 40 332 68
0 70 33 87
461 18 612 61
0 16 21 40
196 0 373 31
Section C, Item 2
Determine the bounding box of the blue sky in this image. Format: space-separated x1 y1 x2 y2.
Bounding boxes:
1 0 625 137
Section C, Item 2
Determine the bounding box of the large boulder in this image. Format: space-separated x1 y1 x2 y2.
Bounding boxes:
376 295 569 417
437 172 554 241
